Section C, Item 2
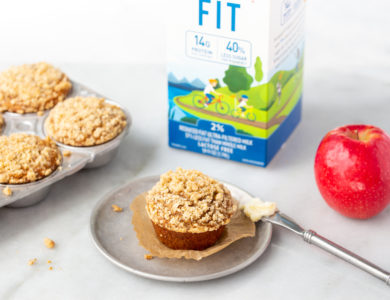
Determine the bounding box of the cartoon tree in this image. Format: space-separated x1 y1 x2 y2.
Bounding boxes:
223 65 253 93
214 78 221 89
254 56 263 82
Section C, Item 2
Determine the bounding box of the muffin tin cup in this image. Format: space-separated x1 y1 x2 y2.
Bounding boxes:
0 81 131 208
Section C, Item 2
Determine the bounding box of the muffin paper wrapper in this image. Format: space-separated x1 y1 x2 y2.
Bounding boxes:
131 193 255 261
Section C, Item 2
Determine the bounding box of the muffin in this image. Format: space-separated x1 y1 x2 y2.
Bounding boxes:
146 168 236 250
0 133 61 184
44 96 127 147
0 62 72 113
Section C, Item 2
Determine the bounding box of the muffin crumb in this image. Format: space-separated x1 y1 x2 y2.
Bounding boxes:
144 254 153 260
44 238 55 249
112 204 123 212
47 260 52 264
28 258 37 266
119 237 123 241
62 150 72 157
2 187 12 196
49 266 53 270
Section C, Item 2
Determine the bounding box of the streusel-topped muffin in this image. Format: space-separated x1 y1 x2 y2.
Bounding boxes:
0 133 61 184
0 62 72 113
146 168 236 250
45 96 127 147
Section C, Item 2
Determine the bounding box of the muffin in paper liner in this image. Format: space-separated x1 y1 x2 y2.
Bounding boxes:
130 193 255 261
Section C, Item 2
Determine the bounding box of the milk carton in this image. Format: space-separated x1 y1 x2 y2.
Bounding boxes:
167 0 305 167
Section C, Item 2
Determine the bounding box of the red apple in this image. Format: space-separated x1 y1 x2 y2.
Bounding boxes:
314 124 390 219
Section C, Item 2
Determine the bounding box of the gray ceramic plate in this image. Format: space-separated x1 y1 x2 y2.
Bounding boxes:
90 176 272 282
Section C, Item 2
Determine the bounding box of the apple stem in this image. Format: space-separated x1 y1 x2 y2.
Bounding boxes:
355 130 359 140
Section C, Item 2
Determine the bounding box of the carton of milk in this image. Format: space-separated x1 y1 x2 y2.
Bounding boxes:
167 0 305 167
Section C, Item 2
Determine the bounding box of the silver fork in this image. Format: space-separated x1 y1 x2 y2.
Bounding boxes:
263 212 390 286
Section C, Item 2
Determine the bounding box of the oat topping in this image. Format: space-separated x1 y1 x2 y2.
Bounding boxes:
45 96 127 146
146 168 236 233
2 187 12 196
112 204 123 212
0 134 61 184
44 238 55 249
0 62 72 113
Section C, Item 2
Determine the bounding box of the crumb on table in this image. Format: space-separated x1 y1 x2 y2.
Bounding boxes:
47 260 52 264
144 254 153 260
28 258 37 266
2 186 12 196
49 266 53 270
44 238 55 249
119 237 123 241
112 204 123 212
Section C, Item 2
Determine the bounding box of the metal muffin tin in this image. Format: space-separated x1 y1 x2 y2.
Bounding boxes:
0 81 131 208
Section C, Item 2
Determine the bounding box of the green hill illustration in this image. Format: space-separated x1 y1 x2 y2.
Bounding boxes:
174 56 303 139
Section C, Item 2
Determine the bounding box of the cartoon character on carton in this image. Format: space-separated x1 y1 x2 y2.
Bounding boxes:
203 79 220 107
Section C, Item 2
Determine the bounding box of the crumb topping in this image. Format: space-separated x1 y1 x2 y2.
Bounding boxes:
146 168 236 233
45 96 127 146
0 134 61 184
0 62 72 113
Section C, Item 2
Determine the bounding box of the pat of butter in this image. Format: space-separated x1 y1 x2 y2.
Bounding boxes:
240 198 277 222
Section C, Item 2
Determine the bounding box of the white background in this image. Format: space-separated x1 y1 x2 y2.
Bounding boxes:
0 0 389 71
0 1 390 299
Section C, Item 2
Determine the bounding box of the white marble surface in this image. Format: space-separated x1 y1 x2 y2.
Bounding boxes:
1 0 390 299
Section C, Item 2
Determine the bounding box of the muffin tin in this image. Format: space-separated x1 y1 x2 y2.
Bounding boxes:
0 81 131 208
